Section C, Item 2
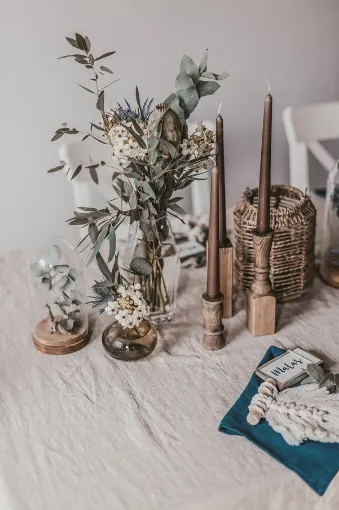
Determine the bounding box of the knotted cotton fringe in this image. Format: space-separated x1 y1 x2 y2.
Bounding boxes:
249 382 339 446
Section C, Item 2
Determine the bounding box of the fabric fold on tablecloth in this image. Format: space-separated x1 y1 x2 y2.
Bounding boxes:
219 346 339 496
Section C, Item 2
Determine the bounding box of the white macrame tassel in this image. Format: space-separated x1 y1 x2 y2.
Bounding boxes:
247 378 278 425
247 380 339 446
266 384 339 446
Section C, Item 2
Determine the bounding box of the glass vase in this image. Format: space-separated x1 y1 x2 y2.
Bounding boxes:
27 238 89 354
102 319 157 361
320 160 339 287
122 217 180 323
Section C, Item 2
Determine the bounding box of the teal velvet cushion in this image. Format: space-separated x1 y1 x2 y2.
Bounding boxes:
219 346 339 495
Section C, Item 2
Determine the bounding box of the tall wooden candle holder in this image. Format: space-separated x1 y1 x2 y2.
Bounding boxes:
219 240 233 318
247 229 276 336
202 293 225 350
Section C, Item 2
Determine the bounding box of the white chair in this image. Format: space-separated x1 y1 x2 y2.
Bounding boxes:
283 102 339 192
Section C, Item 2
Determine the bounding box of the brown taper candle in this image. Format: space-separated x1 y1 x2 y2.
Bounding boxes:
216 108 227 245
207 166 220 298
256 85 273 235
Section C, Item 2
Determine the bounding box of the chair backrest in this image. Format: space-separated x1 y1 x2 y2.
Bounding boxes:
283 102 339 192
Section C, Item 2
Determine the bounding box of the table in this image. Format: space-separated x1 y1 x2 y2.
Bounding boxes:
2 197 339 510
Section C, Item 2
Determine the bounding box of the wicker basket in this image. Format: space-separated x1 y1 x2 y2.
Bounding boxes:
234 185 316 302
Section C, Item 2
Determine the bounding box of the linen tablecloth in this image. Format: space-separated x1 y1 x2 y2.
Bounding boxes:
1 249 339 510
2 194 339 510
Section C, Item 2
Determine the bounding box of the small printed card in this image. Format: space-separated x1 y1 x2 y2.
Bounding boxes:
256 348 324 390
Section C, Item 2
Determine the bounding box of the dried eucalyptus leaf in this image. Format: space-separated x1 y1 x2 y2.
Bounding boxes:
51 132 64 142
89 167 99 184
319 373 335 391
175 70 194 91
42 245 61 266
75 33 87 52
140 182 156 200
130 257 153 276
78 83 95 94
30 263 46 278
176 86 199 118
85 36 91 52
100 66 113 74
54 265 69 274
57 323 68 335
199 49 208 74
200 71 215 79
54 275 68 289
168 203 186 215
37 279 52 291
51 302 67 318
68 268 78 281
197 80 220 98
108 226 116 263
149 148 158 165
71 165 82 180
96 90 104 111
65 318 75 331
180 55 200 84
94 51 116 62
72 299 82 306
124 181 133 198
139 219 154 241
306 363 325 383
213 71 230 80
129 191 138 210
66 37 79 49
48 165 65 173
87 226 109 266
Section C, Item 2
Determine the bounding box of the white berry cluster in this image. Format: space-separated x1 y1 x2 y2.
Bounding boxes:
107 121 147 170
105 283 150 329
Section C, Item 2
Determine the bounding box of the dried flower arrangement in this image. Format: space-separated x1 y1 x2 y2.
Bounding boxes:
30 244 82 335
48 33 228 319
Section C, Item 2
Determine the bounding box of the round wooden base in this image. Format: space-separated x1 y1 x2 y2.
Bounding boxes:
33 318 89 355
323 269 339 288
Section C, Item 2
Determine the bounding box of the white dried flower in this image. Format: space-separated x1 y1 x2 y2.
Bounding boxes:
179 139 198 155
105 283 149 329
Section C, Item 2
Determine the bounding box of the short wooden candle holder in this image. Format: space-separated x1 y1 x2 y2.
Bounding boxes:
247 229 276 336
33 318 89 355
202 293 225 350
219 239 234 318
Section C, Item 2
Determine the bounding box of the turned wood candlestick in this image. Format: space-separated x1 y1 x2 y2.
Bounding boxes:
247 229 276 336
202 293 225 350
202 166 225 350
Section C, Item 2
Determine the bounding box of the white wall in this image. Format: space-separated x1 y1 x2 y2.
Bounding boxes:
1 0 339 251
